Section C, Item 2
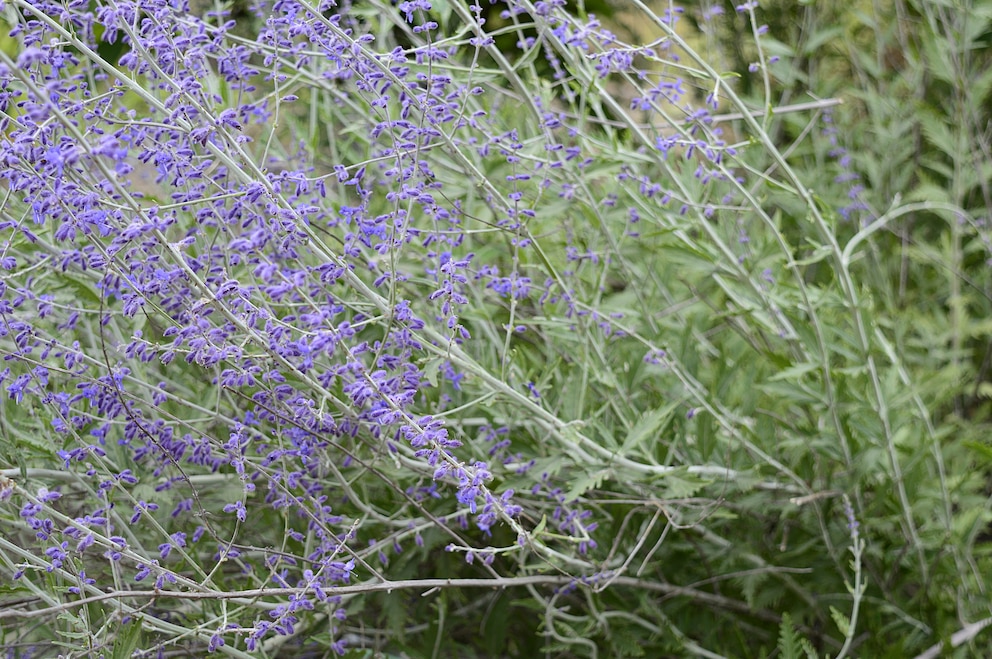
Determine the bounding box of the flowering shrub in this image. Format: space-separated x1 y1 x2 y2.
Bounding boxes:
1 0 990 657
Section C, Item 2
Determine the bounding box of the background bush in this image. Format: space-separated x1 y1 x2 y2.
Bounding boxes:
0 0 990 657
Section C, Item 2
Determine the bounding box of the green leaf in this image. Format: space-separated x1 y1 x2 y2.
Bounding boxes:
802 26 844 54
1 404 59 458
757 381 821 405
619 402 677 456
964 441 992 463
766 361 820 382
611 628 647 657
531 514 547 538
54 618 90 640
50 272 103 307
0 581 31 596
656 468 712 499
799 637 820 659
382 591 408 643
564 469 609 503
482 594 510 651
918 106 957 157
112 618 143 659
422 358 443 387
777 612 802 659
971 63 992 106
787 244 833 267
830 605 851 637
903 181 952 206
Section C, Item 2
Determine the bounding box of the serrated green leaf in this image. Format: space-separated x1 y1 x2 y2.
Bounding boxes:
918 106 957 156
620 403 677 455
55 628 91 640
766 361 820 382
964 441 992 462
799 636 820 659
611 628 647 657
2 408 58 457
657 468 712 499
920 35 955 85
112 619 143 659
830 605 851 637
50 272 103 307
778 612 802 659
757 382 820 404
564 469 609 503
973 64 992 106
903 181 952 206
712 274 760 311
0 584 32 605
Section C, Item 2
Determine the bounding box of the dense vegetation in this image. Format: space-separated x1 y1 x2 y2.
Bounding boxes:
1 0 990 657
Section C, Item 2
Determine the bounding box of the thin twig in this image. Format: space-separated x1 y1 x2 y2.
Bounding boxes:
0 573 799 623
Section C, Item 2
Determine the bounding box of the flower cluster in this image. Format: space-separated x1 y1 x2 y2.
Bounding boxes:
0 0 795 655
821 108 872 223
